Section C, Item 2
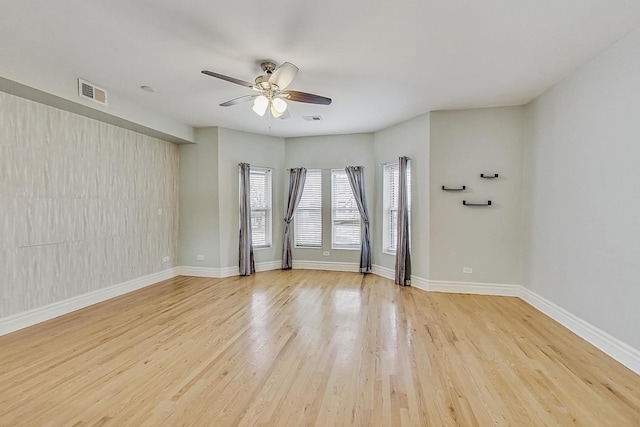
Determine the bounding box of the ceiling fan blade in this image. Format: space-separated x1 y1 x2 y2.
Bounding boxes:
268 62 299 90
219 95 257 107
282 90 332 105
201 70 254 88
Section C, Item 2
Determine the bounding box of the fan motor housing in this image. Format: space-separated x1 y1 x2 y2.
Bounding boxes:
260 61 276 74
255 75 278 91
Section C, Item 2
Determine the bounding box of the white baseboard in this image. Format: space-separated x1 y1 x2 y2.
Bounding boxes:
292 260 360 272
256 260 282 272
219 266 239 277
372 264 394 280
410 276 430 291
370 264 428 290
520 287 640 375
429 279 521 297
177 266 223 277
0 267 180 336
181 261 385 277
371 266 508 294
178 261 281 278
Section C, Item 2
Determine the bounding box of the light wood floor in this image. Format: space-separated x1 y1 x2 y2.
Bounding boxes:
1 271 639 426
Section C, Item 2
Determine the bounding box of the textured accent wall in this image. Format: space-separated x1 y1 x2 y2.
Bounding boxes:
0 91 179 317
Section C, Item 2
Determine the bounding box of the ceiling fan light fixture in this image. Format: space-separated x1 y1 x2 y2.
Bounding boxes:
270 104 284 118
252 95 269 116
272 97 287 114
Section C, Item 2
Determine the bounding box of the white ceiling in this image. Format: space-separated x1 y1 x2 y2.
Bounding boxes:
2 0 640 138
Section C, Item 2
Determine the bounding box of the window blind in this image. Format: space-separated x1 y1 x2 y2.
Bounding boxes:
331 169 361 250
294 169 322 247
383 161 411 253
249 167 272 248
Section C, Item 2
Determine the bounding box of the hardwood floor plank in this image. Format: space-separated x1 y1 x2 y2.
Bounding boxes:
0 270 639 426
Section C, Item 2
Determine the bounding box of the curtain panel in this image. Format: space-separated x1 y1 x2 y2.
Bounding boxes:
239 163 255 276
282 167 307 269
345 166 372 273
395 156 411 285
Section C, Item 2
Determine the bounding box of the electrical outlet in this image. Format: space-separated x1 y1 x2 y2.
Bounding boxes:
162 256 169 262
197 255 204 261
463 267 473 274
323 251 330 256
157 208 163 216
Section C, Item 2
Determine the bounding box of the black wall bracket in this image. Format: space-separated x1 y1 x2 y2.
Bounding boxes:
442 185 466 191
480 173 499 178
463 200 492 206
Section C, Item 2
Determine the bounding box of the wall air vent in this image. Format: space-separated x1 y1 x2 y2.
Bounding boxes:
302 115 323 121
78 79 108 106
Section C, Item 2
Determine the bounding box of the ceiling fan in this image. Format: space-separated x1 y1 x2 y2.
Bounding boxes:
202 61 331 120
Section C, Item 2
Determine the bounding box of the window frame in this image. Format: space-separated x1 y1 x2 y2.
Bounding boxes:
247 166 273 250
294 169 323 249
331 169 361 251
382 161 411 255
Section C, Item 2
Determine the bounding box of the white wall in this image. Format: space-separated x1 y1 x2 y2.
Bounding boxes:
178 127 285 270
373 114 430 278
217 128 285 268
0 91 179 318
178 128 220 267
285 134 375 264
522 27 640 349
430 107 525 284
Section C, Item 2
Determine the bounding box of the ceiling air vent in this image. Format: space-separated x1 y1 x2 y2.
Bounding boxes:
302 115 322 121
78 78 108 106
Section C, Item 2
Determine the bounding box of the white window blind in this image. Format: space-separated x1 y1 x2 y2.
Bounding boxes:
249 167 272 248
383 161 411 254
294 169 322 248
331 169 361 250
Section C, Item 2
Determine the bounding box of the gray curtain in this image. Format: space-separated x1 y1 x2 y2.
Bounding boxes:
395 156 411 285
345 166 371 274
239 163 255 276
282 167 307 269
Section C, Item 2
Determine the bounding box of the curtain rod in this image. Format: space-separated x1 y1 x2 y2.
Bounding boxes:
379 157 411 167
239 166 352 171
238 166 357 172
238 164 273 171
285 166 366 171
285 168 333 171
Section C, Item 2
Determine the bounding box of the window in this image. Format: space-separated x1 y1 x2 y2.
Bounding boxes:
331 169 361 250
383 161 411 254
249 167 272 248
294 169 322 248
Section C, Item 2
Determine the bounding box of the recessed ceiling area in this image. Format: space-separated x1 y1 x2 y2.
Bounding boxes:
2 0 640 138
